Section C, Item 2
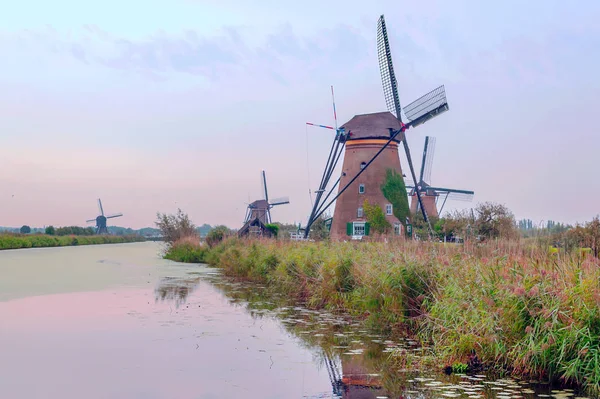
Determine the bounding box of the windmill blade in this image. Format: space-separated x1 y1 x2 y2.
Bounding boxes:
403 85 449 128
422 136 436 184
86 219 96 223
377 15 402 120
105 213 123 219
97 199 104 216
261 171 269 203
378 14 433 235
428 186 474 201
306 122 335 130
270 197 290 206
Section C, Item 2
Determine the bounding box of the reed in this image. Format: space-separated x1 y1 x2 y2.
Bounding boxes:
166 237 600 394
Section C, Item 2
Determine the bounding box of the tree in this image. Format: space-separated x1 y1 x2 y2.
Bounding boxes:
155 209 197 245
474 202 517 240
439 209 474 241
45 226 56 235
363 199 391 234
585 216 600 257
20 225 31 234
309 215 330 240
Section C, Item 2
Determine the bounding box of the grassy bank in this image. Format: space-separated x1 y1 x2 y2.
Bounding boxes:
165 238 600 395
0 233 145 250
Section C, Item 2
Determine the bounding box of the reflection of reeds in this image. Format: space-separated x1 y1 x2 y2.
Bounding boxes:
196 238 600 396
154 276 201 308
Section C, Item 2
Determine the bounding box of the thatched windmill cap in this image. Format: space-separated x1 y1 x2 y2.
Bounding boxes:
341 111 402 141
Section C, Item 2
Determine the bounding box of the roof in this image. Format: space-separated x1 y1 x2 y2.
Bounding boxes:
341 111 402 141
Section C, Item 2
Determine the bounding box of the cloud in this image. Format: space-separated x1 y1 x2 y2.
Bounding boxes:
1 23 374 85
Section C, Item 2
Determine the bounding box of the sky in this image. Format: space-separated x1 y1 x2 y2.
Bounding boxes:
1 0 599 229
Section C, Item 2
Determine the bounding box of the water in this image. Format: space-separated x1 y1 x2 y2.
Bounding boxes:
0 243 588 399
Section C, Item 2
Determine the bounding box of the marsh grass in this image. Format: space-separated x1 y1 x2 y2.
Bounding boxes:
0 233 144 250
167 237 600 395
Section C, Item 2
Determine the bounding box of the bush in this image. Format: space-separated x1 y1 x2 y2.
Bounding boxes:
206 225 231 247
155 209 197 245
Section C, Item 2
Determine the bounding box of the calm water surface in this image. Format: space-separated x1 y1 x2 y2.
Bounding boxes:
0 243 586 399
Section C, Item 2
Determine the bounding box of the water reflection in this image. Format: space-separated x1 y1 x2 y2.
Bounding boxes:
185 271 587 399
154 275 201 308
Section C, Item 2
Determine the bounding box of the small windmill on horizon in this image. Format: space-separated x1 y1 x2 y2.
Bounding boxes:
405 136 474 218
86 198 123 235
239 171 289 237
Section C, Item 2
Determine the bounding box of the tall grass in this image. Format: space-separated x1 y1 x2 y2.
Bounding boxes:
0 233 145 250
168 237 600 394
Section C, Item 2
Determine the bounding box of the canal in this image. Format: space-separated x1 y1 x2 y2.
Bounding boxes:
0 242 584 399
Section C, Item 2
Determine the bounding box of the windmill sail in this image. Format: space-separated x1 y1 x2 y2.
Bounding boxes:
420 136 436 184
261 171 269 203
106 213 124 219
377 15 402 119
403 85 449 128
377 14 433 235
98 199 104 216
270 197 290 206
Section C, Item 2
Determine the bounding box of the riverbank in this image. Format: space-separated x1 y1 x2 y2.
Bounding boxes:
165 237 600 396
0 233 145 250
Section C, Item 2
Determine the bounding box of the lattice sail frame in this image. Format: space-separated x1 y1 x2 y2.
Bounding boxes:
403 85 449 127
421 136 436 184
377 16 402 119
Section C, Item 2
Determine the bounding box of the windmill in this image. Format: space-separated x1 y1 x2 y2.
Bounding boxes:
303 15 450 239
406 136 474 218
239 171 289 237
86 198 123 235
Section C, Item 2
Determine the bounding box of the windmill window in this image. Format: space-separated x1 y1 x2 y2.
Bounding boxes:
357 207 364 218
360 162 366 170
386 204 393 215
359 184 365 194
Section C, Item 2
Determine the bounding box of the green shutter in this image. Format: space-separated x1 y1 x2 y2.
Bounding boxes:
365 222 371 236
346 222 352 236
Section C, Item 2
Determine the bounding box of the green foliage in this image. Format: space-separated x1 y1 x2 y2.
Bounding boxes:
55 226 96 236
19 225 31 234
0 234 144 250
45 226 56 235
381 169 410 226
452 362 468 373
164 242 207 263
363 199 391 234
206 225 231 247
265 224 279 237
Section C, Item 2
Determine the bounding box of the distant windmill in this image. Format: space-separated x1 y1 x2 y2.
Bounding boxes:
243 171 290 225
239 171 289 237
86 198 123 235
406 136 474 218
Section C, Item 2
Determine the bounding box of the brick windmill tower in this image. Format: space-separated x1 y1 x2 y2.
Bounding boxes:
303 15 450 240
328 112 406 240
